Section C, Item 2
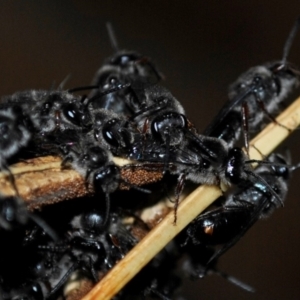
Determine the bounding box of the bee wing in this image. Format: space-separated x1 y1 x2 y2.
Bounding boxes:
203 88 251 136
207 196 269 265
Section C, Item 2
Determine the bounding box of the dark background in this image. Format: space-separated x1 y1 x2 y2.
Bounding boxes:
1 1 300 299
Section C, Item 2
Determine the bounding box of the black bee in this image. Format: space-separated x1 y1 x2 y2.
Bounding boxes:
183 152 297 264
68 209 138 268
36 208 138 298
12 84 131 158
126 132 285 223
88 23 163 114
60 135 151 224
204 17 300 150
1 89 92 136
61 139 120 221
127 132 279 194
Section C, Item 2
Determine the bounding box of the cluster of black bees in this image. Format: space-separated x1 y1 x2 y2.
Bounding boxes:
1 19 300 300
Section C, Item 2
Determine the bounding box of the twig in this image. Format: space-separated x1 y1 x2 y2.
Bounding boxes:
81 95 300 300
0 156 134 180
0 156 162 210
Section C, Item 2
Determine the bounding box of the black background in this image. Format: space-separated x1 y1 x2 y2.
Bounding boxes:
1 2 300 299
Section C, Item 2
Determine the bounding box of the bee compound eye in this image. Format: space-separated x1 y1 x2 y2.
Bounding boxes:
102 119 120 148
63 103 82 126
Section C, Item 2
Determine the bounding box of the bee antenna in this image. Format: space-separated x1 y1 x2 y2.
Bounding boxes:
212 268 256 293
106 22 120 53
84 83 130 107
290 161 300 172
68 85 100 93
120 178 152 194
58 74 72 90
282 17 300 65
49 81 56 91
245 158 299 174
245 159 289 168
